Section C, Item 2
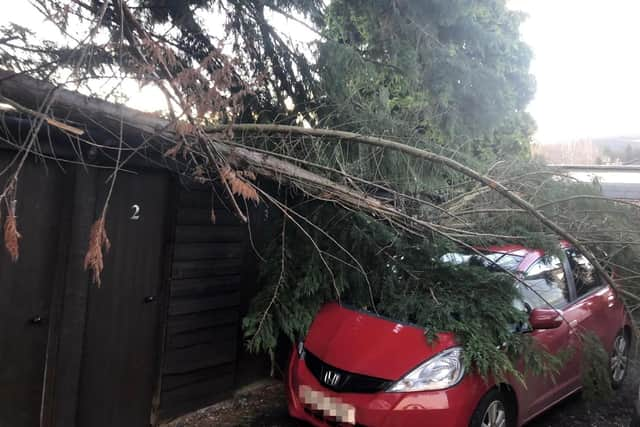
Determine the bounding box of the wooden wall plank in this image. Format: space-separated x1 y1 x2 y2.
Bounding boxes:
159 374 235 409
175 225 245 243
168 293 241 316
177 189 211 208
171 259 243 279
173 242 244 261
166 309 239 335
163 342 237 375
177 208 240 226
161 364 234 391
169 275 241 297
166 325 236 349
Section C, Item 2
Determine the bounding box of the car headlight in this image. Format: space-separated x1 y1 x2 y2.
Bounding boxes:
387 347 464 392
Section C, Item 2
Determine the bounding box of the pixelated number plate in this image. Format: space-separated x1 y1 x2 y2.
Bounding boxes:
299 385 356 425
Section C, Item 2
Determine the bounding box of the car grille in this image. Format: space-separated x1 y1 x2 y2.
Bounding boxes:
303 349 393 393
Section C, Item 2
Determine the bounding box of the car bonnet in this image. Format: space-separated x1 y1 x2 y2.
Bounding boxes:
303 302 457 380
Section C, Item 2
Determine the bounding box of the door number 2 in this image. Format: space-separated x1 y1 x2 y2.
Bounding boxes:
130 204 141 220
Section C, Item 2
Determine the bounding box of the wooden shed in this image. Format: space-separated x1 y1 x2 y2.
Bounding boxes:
0 113 269 427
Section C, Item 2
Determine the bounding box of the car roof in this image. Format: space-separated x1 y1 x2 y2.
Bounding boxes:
479 245 538 272
483 244 532 256
479 241 573 272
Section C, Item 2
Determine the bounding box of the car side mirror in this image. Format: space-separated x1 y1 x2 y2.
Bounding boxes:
529 308 562 330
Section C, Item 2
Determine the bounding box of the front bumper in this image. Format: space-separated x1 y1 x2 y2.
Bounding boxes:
287 350 488 427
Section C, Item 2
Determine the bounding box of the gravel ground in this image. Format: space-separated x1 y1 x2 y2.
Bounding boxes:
166 359 639 427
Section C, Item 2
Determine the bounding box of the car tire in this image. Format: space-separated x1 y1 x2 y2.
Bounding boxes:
611 330 630 389
469 388 514 427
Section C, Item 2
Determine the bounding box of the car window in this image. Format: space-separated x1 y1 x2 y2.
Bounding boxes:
565 249 602 298
481 253 524 271
516 256 570 310
440 252 523 272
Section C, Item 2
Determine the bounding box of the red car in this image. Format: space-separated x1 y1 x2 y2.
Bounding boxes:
287 245 632 427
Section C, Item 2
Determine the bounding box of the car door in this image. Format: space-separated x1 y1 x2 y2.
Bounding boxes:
564 248 623 352
516 255 581 421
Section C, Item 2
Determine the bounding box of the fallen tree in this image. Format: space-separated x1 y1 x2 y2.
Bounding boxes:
2 69 639 394
1 0 639 399
0 70 629 298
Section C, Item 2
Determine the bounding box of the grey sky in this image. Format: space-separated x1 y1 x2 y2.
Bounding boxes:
510 0 640 143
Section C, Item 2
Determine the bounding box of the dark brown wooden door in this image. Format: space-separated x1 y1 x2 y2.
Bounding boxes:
76 170 170 427
0 155 67 427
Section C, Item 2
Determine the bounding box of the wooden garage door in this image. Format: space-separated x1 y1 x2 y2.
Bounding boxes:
0 154 69 427
76 170 171 427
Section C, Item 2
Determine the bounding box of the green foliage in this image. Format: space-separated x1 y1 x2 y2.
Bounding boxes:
244 165 640 391
516 337 572 384
243 203 564 383
581 332 614 402
317 0 536 162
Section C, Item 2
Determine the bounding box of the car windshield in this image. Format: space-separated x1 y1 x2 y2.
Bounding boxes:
441 251 542 313
440 251 524 272
442 251 571 313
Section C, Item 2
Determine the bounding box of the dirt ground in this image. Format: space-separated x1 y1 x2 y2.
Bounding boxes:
166 360 639 427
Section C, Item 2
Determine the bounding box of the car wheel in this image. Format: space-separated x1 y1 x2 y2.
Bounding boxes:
611 331 630 389
470 389 513 427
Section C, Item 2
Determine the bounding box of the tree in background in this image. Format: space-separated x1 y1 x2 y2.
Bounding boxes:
306 0 538 199
318 0 535 158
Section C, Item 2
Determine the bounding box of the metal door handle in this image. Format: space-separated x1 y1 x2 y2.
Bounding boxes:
30 315 43 325
144 296 156 303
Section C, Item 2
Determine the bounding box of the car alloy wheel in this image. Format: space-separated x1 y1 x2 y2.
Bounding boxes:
481 400 507 427
611 332 629 387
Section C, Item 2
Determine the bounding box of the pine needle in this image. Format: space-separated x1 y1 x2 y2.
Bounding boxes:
84 216 111 287
4 207 21 262
221 165 260 203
